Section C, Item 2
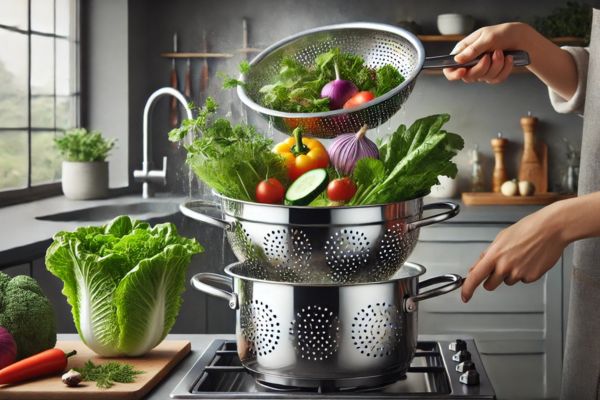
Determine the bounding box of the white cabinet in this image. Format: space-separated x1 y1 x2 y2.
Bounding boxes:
411 224 564 400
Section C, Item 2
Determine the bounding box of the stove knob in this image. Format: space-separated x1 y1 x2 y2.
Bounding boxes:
456 360 476 373
459 369 480 386
449 339 467 352
452 350 471 362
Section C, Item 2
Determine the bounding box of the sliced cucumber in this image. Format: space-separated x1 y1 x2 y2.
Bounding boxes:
285 168 328 206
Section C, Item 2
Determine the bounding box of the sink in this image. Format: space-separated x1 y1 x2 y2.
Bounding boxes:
36 201 180 222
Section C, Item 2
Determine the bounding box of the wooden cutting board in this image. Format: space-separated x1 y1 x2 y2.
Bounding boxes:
462 192 575 206
0 340 191 400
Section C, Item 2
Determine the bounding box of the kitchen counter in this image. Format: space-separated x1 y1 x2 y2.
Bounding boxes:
0 193 545 268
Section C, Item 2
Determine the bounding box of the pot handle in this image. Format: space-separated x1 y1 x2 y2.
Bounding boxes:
190 273 239 310
403 274 463 313
407 202 459 231
180 200 232 230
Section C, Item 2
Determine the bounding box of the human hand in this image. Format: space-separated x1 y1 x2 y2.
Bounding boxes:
461 202 567 302
443 22 534 84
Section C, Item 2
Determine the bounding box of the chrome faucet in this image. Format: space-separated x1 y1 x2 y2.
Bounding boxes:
134 87 193 198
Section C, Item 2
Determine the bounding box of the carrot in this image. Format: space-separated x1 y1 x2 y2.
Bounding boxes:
0 349 76 385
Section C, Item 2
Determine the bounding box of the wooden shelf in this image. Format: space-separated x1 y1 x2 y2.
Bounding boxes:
160 52 234 59
462 192 575 206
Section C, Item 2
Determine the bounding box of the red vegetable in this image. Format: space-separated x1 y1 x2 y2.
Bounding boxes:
0 327 16 369
256 178 285 204
343 91 375 109
327 177 357 202
0 348 76 385
321 63 358 110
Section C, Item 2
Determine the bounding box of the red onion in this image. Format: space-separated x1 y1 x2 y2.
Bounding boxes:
0 327 16 369
320 63 358 110
328 125 379 175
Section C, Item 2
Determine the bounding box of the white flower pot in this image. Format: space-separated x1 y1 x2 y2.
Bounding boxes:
61 161 109 200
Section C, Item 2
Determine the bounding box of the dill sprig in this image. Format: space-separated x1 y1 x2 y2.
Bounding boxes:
75 360 144 389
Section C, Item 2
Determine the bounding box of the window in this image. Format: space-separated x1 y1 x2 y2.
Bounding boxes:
0 0 79 197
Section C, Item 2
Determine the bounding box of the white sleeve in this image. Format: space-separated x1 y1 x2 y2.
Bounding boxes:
548 46 589 115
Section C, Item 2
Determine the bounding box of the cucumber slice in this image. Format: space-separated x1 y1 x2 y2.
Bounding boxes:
285 168 328 206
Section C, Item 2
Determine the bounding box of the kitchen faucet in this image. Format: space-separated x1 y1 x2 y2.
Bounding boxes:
133 87 193 198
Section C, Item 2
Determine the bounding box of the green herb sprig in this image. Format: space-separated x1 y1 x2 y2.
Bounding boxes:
54 128 116 162
75 360 144 389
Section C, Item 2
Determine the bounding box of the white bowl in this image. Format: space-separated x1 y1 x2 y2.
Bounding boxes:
437 13 475 35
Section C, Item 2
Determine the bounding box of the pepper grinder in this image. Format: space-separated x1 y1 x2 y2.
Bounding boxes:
491 132 508 193
519 112 548 193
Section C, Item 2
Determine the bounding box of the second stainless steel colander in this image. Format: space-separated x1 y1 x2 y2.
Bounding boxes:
180 193 459 284
237 22 530 138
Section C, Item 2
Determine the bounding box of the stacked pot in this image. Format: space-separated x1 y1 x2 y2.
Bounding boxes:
185 194 463 390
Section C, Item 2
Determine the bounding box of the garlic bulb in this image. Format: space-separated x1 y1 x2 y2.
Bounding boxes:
500 180 518 196
328 125 379 175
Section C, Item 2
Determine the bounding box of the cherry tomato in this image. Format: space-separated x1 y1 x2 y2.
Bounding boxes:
256 178 285 204
327 177 357 202
343 91 375 109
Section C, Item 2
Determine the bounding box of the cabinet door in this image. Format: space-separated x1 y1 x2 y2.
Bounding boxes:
411 225 562 400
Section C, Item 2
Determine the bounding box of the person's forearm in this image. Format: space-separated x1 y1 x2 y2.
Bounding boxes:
523 24 579 100
551 192 600 244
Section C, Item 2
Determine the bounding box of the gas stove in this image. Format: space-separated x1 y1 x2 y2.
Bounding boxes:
170 337 495 399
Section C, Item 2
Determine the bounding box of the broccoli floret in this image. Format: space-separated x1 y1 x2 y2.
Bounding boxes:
0 273 57 359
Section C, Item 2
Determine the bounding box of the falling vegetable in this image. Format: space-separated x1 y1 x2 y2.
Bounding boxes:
0 348 76 385
0 327 16 369
256 178 286 204
327 177 357 202
321 63 358 110
328 124 379 176
273 127 330 181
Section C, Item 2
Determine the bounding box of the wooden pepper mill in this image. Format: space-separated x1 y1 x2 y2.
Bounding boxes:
518 112 548 193
491 132 508 193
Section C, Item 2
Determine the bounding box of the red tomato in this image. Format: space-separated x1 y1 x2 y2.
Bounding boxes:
256 178 285 204
343 91 375 109
327 177 357 202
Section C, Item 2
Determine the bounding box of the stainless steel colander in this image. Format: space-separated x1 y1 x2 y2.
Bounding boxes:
180 194 459 284
237 22 530 138
191 261 463 389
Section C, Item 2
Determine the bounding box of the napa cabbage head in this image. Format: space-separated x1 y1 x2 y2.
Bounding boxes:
45 216 202 356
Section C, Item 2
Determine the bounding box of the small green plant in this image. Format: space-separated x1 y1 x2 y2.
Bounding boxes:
54 128 116 162
533 2 593 44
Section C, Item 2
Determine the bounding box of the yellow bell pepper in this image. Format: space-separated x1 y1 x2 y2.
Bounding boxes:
273 127 329 181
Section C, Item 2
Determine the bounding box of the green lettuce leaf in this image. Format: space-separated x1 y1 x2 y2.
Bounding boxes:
350 114 464 205
45 216 202 356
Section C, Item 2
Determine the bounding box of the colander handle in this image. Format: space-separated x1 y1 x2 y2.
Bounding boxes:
179 200 232 230
408 201 459 231
422 50 530 69
403 274 463 312
190 273 239 310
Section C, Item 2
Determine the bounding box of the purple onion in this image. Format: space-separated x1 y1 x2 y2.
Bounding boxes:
0 327 16 369
321 63 358 110
328 125 379 175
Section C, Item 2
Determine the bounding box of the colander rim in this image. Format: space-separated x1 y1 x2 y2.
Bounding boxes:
236 22 426 120
224 261 426 287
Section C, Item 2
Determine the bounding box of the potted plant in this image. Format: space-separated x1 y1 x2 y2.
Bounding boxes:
54 128 116 200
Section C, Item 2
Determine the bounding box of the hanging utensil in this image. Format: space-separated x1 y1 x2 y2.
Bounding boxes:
237 22 530 138
184 57 192 99
169 32 179 128
200 30 209 97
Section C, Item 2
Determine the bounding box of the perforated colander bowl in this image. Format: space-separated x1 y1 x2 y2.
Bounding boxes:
237 22 423 138
237 22 530 138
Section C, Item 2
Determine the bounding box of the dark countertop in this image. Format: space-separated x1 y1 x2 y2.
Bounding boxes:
0 194 542 268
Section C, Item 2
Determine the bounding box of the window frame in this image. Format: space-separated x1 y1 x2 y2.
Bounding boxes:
0 0 80 207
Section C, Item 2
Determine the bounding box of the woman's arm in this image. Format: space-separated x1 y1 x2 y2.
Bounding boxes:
462 192 600 302
444 23 579 100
